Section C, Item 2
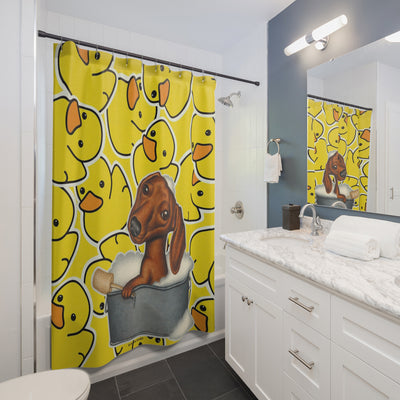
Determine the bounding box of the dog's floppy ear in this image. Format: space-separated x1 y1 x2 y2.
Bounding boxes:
323 162 333 194
169 204 185 274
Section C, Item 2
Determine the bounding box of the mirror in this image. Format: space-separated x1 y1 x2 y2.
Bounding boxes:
307 32 400 217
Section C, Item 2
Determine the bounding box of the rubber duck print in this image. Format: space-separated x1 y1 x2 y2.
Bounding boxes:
175 153 215 222
191 297 214 332
132 119 179 185
192 75 216 114
57 41 116 112
76 157 132 243
53 96 103 185
107 76 157 156
189 228 214 290
51 280 94 369
191 115 215 180
52 186 79 283
142 64 192 119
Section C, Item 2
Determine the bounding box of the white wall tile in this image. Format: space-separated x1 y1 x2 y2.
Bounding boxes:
59 14 75 38
46 12 61 36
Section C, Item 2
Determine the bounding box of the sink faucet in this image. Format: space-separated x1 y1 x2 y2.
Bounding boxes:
299 203 323 236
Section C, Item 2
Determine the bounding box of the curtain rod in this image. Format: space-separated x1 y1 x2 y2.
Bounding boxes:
307 94 372 111
38 30 260 87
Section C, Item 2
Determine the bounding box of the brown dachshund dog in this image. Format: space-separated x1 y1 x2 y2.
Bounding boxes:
323 151 347 202
122 172 186 298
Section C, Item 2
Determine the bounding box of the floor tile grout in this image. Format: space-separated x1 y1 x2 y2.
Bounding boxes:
113 376 122 400
116 360 173 399
165 357 188 400
211 387 239 400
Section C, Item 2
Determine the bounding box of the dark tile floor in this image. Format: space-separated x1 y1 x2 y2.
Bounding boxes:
88 339 257 400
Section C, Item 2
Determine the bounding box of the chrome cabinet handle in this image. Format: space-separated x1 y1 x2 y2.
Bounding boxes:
288 296 314 313
241 296 248 302
288 349 315 370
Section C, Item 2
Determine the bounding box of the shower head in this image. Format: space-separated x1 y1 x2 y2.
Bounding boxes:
218 91 241 107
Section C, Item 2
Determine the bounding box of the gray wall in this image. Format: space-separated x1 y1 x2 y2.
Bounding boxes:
267 0 400 226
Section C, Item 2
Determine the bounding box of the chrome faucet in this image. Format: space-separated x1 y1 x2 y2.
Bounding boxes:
299 203 323 236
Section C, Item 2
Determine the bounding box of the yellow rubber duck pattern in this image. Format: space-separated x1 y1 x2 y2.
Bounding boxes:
307 96 372 211
52 42 216 369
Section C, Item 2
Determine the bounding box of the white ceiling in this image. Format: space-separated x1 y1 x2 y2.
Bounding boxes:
46 0 295 53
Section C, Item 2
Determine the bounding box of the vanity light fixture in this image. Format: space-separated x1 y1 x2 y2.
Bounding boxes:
385 31 400 42
284 14 348 56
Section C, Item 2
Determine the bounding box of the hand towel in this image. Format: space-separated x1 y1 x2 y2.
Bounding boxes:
330 215 400 259
264 153 282 183
324 230 379 261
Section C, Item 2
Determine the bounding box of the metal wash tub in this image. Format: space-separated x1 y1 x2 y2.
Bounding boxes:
105 276 191 346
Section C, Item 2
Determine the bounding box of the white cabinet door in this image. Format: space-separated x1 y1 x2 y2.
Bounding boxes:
225 276 254 384
253 291 283 400
331 343 400 400
226 274 283 400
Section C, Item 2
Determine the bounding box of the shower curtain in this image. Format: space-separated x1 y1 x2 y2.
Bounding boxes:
51 41 216 369
307 96 372 211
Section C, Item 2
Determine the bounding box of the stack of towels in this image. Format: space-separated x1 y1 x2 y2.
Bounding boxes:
324 215 400 261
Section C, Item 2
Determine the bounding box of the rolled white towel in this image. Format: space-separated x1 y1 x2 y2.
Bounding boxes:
324 230 380 261
330 216 400 259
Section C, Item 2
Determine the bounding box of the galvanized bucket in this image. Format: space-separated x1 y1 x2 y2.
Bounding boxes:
106 276 191 346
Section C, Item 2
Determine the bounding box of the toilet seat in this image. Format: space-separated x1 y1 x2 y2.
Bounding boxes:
0 369 91 400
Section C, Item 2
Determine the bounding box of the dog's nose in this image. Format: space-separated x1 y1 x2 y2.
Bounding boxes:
129 216 141 237
340 170 346 178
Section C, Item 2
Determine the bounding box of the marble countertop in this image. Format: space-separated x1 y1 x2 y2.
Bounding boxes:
220 221 400 321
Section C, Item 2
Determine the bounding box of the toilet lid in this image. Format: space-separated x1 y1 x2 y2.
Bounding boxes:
0 369 90 400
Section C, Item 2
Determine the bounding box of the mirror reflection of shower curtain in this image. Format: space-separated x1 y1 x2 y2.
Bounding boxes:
51 41 216 369
307 96 372 211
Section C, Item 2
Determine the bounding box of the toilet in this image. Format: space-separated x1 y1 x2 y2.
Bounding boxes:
0 369 90 399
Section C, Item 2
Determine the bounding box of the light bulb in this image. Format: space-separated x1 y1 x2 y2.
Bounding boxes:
284 35 309 56
312 15 348 41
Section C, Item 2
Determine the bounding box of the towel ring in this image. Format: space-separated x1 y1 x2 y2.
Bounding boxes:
267 138 280 154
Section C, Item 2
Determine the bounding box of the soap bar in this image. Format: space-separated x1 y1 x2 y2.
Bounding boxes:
282 204 300 230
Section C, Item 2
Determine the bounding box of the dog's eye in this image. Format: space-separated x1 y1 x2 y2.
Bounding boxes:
53 219 59 227
205 129 211 136
332 165 337 170
82 112 87 120
57 295 63 302
143 184 149 195
197 190 204 197
80 187 85 195
95 51 100 60
99 180 105 188
78 140 84 148
151 90 157 98
161 210 169 220
71 313 76 321
200 304 207 312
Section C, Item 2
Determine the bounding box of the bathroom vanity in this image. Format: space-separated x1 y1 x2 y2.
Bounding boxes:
221 224 400 400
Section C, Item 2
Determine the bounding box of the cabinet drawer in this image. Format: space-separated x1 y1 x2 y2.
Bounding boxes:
283 274 330 338
331 295 400 385
226 247 283 306
284 312 330 400
331 343 400 400
283 373 314 400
